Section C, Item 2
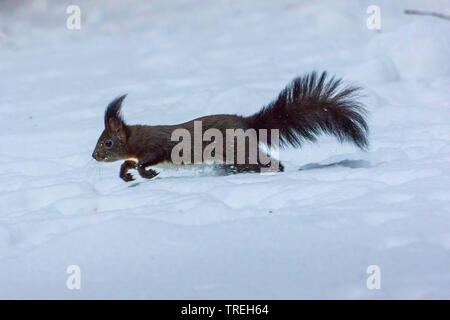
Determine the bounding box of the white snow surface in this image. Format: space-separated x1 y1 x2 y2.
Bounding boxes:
0 0 449 299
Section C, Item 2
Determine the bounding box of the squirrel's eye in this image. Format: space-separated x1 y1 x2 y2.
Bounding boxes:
104 140 113 149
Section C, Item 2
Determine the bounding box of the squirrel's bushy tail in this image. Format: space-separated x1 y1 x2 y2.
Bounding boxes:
246 71 369 150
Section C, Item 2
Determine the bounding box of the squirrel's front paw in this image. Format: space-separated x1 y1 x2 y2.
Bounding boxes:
138 167 159 179
146 169 159 179
121 173 135 182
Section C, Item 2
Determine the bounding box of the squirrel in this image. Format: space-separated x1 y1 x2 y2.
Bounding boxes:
92 71 368 182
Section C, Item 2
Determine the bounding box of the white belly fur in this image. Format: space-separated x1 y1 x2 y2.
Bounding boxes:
154 161 195 169
126 158 202 168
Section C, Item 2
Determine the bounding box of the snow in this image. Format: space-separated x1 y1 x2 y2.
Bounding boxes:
0 0 449 299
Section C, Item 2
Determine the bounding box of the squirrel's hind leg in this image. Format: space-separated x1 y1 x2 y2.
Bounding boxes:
219 160 284 175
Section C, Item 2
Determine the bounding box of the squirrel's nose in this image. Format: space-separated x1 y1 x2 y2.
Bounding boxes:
92 151 104 161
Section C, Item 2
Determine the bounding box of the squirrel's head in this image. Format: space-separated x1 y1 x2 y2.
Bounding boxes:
92 94 130 162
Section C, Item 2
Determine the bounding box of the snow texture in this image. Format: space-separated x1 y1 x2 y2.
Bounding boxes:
0 0 449 299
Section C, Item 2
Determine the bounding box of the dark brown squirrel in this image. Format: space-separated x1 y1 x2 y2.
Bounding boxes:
92 71 368 182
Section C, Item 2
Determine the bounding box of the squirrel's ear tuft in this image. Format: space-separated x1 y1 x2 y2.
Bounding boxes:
104 94 127 130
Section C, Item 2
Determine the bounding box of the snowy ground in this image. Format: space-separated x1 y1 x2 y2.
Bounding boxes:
0 0 449 299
